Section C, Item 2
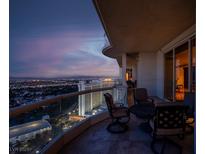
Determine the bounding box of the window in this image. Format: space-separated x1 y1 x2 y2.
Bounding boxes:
164 37 196 101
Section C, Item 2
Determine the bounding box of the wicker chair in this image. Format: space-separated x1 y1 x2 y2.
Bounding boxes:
104 93 130 133
150 103 188 154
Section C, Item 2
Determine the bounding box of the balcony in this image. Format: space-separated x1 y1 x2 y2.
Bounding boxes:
9 84 128 154
9 0 195 153
59 115 194 154
9 83 194 154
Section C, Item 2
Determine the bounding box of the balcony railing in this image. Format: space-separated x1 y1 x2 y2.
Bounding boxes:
9 84 127 154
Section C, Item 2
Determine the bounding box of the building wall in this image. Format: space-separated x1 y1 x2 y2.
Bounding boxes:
137 52 157 96
156 51 164 98
120 25 195 99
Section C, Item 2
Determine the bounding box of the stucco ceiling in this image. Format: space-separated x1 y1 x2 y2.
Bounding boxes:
94 0 196 58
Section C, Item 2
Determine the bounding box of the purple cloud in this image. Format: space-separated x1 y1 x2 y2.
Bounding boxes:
10 29 119 77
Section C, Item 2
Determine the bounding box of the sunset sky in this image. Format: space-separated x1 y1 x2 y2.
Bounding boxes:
9 0 119 78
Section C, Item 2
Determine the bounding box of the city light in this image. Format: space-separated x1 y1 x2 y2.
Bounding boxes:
103 78 113 82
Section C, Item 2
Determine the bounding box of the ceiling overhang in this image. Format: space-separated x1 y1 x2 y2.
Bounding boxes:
93 0 196 59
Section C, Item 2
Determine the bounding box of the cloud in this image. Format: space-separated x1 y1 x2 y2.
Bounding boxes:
10 29 119 77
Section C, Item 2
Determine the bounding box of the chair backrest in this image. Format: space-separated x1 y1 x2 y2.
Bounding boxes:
104 93 115 114
154 104 187 131
184 92 195 116
127 80 136 88
135 88 148 101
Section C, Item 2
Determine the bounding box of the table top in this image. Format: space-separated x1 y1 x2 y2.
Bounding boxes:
128 96 169 119
129 104 155 119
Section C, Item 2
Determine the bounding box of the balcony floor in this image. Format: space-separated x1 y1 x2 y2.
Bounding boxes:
59 115 194 154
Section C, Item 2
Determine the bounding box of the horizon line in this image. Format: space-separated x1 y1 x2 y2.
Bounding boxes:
9 75 119 79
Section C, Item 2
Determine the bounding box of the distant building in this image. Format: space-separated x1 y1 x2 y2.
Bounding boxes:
78 81 104 116
78 80 119 116
68 115 85 121
10 120 52 144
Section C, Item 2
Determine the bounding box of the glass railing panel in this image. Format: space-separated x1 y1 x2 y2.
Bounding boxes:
9 85 127 154
10 95 82 153
9 86 125 154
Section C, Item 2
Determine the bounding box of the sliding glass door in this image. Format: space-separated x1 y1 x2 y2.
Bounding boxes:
164 51 174 101
191 38 196 92
164 37 196 101
175 42 188 101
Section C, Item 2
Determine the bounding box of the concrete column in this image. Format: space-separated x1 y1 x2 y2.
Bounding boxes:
122 53 127 87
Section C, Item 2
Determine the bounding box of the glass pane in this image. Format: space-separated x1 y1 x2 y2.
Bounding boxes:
126 68 132 81
164 50 173 100
175 42 188 101
192 38 196 92
9 85 126 153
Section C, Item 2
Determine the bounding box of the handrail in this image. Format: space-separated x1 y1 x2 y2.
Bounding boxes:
10 86 115 118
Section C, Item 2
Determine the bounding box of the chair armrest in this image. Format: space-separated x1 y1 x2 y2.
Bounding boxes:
128 88 137 90
114 103 124 107
111 107 130 116
147 97 154 103
112 106 128 110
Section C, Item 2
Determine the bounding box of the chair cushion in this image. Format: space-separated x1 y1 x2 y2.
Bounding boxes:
135 88 148 101
149 119 184 136
129 104 155 119
112 108 128 118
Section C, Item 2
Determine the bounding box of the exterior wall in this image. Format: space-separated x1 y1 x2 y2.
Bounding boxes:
133 25 195 98
137 52 157 96
156 51 164 98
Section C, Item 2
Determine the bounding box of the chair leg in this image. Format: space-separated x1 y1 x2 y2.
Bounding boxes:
139 119 152 133
151 136 182 154
186 124 194 134
166 138 182 154
177 134 184 140
107 119 128 134
160 139 166 154
151 136 159 154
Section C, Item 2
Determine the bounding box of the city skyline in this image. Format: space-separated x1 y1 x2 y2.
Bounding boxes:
9 0 119 78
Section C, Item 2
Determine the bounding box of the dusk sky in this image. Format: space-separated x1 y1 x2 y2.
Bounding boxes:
9 0 119 78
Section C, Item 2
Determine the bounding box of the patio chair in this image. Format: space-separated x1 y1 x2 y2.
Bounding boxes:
129 88 155 132
183 92 195 122
126 80 136 89
181 92 195 134
150 103 188 154
134 88 154 106
104 93 130 133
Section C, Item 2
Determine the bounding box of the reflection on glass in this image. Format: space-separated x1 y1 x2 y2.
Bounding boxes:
175 42 188 101
126 68 132 81
192 38 196 92
164 37 196 101
164 50 173 101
